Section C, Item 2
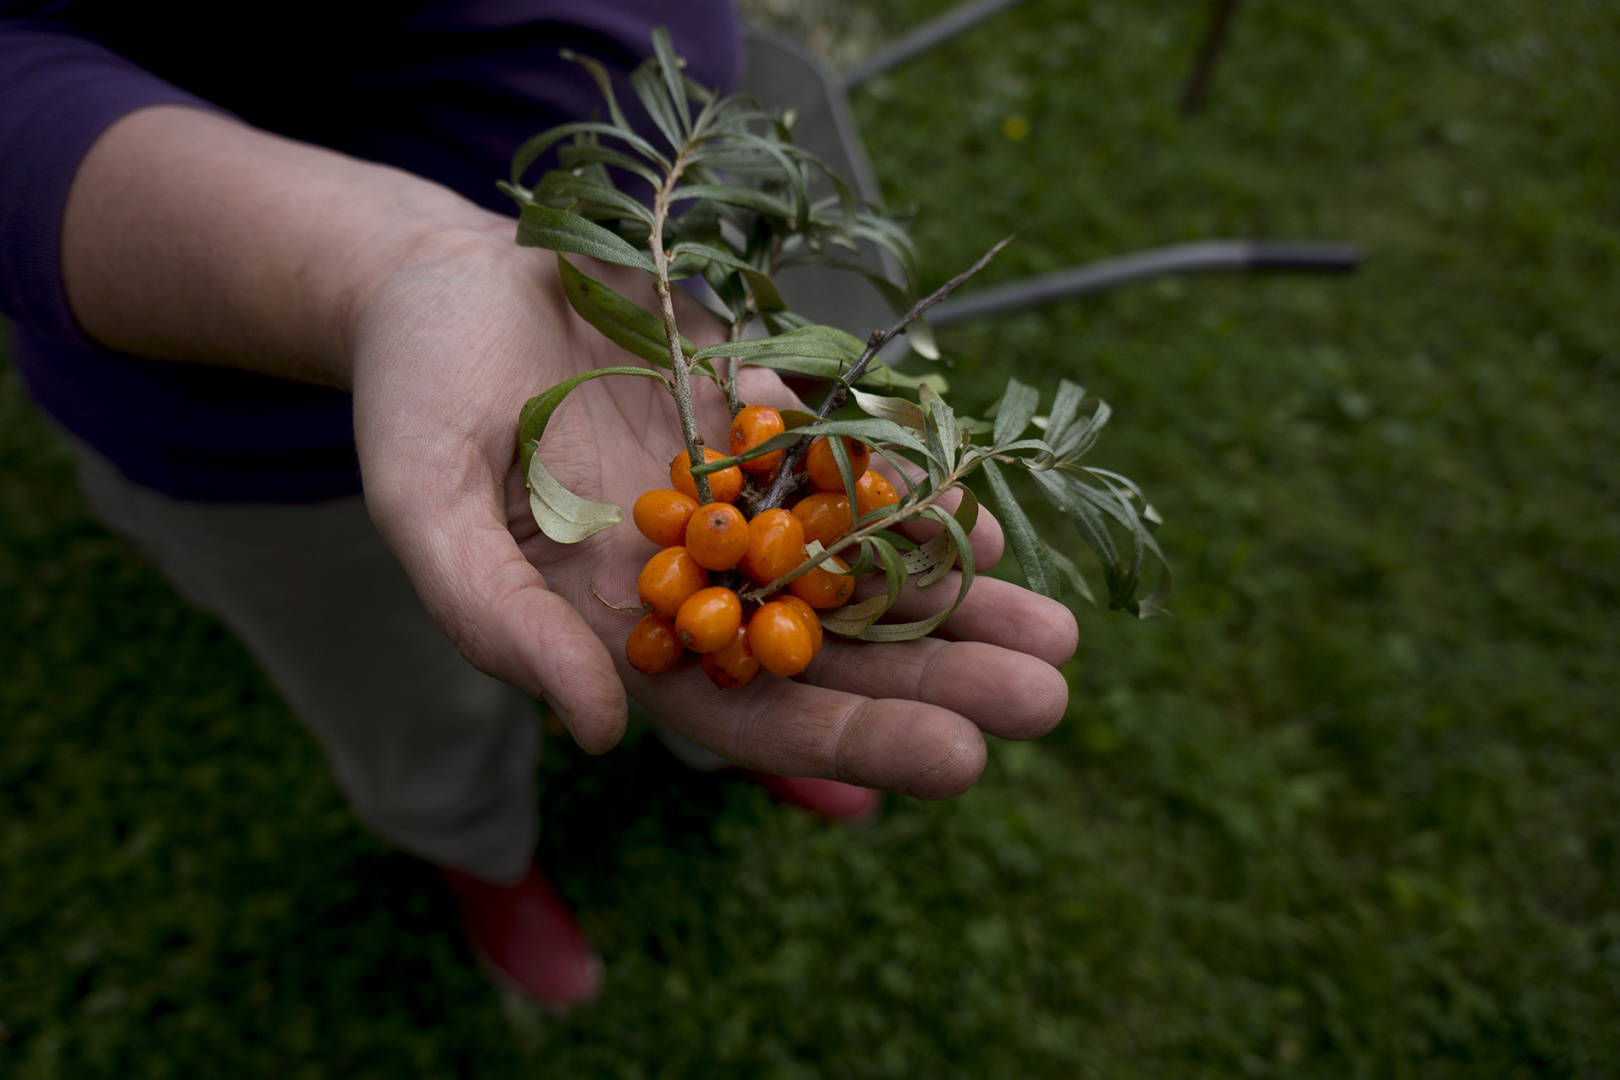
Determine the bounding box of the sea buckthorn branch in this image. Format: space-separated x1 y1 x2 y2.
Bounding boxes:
644 139 713 505
505 28 1172 659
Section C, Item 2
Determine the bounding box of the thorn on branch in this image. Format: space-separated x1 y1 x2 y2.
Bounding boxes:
750 236 1013 516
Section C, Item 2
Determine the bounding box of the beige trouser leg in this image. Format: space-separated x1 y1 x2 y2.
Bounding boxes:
69 440 540 884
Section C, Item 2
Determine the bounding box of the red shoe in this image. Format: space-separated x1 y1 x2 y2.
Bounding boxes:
728 769 883 822
439 862 603 1011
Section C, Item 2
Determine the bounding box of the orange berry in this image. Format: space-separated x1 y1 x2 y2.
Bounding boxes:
792 491 854 549
684 503 750 571
748 601 816 676
789 554 855 609
854 469 901 520
729 405 786 475
633 488 700 547
637 546 709 619
670 448 743 504
739 508 806 586
675 586 743 653
806 436 871 492
625 614 684 675
778 595 824 656
702 625 761 688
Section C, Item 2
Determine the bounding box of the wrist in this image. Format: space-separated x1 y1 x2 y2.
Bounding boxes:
330 196 519 390
60 105 514 388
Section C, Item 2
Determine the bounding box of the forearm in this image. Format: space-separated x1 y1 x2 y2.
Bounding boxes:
60 105 508 388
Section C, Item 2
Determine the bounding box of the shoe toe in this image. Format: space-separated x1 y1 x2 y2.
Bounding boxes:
732 769 883 821
441 864 602 1011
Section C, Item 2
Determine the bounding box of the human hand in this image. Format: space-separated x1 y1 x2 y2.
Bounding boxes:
352 230 1078 799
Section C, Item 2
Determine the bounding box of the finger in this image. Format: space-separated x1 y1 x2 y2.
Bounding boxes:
802 636 1069 742
627 669 987 800
849 572 1079 668
371 482 629 753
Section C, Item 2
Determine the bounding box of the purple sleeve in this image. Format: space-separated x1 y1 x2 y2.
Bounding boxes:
0 19 225 345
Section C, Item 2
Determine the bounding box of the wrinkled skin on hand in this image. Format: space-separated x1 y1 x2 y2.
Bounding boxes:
352 224 1079 799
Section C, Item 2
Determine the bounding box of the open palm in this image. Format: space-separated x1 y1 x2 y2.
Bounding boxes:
352 227 1078 799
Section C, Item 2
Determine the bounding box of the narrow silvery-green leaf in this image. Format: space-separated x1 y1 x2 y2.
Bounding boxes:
851 388 926 431
668 184 795 220
1086 467 1162 525
715 132 807 223
824 167 859 231
919 382 957 479
666 252 712 280
554 141 664 188
906 316 940 361
496 179 532 207
1043 379 1085 447
518 204 657 273
630 63 685 152
1075 472 1166 606
690 325 863 363
511 121 669 184
952 484 980 536
687 81 725 136
903 485 977 587
825 433 861 515
687 143 791 180
871 445 925 501
667 240 760 278
808 418 930 455
679 71 715 109
1053 399 1112 462
536 172 655 226
839 538 876 578
742 268 787 313
559 49 633 134
759 354 892 386
1079 468 1171 616
902 529 954 584
848 218 918 275
857 364 947 394
1032 470 1124 605
526 449 624 544
995 438 1058 457
1080 470 1169 617
1045 545 1098 607
987 436 1058 473
556 256 694 370
856 505 975 643
703 266 748 322
992 377 1042 449
818 594 892 638
651 27 692 134
981 459 1060 600
518 364 671 469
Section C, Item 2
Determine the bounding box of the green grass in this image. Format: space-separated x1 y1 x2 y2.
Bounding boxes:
4 0 1619 1075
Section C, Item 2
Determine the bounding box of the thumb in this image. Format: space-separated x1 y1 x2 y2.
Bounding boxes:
374 493 629 754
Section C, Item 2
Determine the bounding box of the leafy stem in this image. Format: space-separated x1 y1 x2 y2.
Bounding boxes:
646 144 713 505
751 235 1012 515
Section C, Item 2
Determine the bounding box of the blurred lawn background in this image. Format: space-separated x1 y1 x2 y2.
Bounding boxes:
3 0 1618 1075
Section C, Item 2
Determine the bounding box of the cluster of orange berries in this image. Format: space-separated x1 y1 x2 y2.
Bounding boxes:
625 405 901 689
